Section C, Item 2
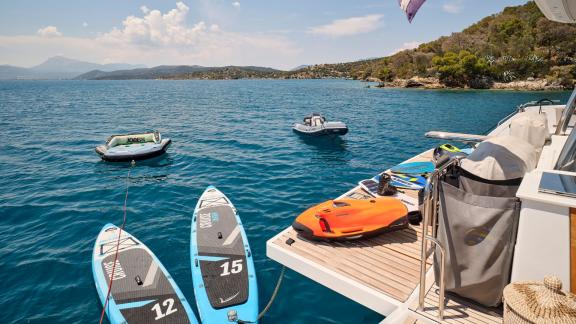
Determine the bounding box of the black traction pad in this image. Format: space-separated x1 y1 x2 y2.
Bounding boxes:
196 204 249 309
101 248 190 323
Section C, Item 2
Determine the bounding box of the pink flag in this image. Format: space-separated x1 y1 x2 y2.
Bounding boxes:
398 0 427 23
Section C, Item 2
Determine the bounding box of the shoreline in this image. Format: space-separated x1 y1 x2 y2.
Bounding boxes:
368 76 572 91
2 77 573 91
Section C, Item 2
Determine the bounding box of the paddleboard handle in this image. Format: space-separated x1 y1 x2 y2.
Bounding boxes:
135 275 143 286
217 232 223 239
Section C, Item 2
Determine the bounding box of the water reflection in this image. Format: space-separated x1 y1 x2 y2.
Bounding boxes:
297 134 351 165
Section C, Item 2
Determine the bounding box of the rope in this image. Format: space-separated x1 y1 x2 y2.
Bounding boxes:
98 160 135 324
237 266 286 323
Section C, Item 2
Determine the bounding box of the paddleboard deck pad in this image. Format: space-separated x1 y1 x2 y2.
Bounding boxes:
191 186 258 323
390 161 435 175
92 224 197 324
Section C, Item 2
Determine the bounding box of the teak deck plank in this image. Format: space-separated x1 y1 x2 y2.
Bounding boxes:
269 149 436 303
410 286 503 324
272 225 428 302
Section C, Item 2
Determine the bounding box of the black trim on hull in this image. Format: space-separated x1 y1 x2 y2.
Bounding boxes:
293 128 349 136
97 140 172 162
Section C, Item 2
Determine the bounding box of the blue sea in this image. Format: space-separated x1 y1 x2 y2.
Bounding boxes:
0 79 569 323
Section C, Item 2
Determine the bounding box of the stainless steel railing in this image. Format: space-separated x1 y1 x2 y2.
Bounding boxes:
555 87 576 136
417 158 461 320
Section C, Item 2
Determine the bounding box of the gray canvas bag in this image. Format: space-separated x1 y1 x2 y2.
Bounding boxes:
434 176 521 307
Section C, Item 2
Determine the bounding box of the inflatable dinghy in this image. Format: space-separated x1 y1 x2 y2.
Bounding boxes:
191 186 258 323
292 198 408 241
96 131 171 162
293 113 348 136
92 224 198 324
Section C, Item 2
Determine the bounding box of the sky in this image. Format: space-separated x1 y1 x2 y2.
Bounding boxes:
0 0 529 70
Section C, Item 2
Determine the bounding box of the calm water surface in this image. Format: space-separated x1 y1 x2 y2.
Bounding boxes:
0 79 569 323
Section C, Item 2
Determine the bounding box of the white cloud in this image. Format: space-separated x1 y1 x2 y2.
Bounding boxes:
140 5 150 14
390 41 421 55
37 26 62 37
308 14 383 37
442 2 462 14
232 1 240 8
82 22 88 28
1 2 300 69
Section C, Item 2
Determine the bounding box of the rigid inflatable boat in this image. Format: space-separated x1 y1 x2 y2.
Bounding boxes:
293 113 348 136
292 198 408 241
95 131 171 162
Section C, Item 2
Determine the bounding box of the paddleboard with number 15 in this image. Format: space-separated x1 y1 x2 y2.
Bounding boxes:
191 186 258 324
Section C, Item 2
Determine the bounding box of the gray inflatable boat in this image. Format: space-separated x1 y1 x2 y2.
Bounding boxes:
95 131 171 162
293 113 348 136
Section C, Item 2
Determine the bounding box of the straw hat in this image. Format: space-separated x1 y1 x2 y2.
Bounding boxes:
503 276 576 323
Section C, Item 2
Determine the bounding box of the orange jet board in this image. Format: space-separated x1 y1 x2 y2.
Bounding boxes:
292 198 409 241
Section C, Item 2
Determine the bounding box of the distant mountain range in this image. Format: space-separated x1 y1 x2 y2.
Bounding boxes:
0 56 145 80
75 65 284 80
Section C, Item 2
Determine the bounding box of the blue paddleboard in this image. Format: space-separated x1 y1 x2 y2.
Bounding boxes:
92 224 198 324
390 161 435 175
191 186 258 323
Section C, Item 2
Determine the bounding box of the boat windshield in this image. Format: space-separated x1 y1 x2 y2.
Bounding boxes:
555 129 576 172
554 89 576 172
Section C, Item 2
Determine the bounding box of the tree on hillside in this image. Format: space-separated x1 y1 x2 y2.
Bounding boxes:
376 66 395 82
433 51 490 87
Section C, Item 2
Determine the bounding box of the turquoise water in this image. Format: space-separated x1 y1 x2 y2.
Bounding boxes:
0 79 569 323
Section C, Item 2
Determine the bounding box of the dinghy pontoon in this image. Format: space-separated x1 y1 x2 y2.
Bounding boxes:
293 113 348 136
95 131 171 162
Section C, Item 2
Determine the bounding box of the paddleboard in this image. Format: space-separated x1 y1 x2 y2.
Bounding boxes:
92 224 197 324
358 179 419 213
390 161 435 175
390 173 427 188
191 186 258 323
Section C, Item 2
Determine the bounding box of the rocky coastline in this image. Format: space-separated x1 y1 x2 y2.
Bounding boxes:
370 76 570 91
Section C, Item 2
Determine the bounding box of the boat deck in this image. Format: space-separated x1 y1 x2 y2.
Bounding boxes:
266 150 434 315
409 285 503 323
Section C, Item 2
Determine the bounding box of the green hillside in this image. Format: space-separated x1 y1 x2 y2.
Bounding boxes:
292 2 576 88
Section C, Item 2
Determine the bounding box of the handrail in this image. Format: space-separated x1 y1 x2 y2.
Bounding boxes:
555 87 576 136
496 108 521 127
418 158 461 320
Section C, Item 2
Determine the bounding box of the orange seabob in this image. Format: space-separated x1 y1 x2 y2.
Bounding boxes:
292 198 409 241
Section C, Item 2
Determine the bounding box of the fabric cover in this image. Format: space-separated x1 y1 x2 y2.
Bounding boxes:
509 111 550 150
460 135 538 181
435 176 521 307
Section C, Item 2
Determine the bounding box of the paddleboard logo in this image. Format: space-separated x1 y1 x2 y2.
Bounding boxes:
219 291 240 304
199 212 219 229
103 260 127 280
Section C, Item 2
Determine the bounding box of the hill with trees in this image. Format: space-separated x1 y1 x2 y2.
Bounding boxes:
290 2 576 89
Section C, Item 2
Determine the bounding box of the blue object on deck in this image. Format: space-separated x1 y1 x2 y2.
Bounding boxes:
390 161 435 175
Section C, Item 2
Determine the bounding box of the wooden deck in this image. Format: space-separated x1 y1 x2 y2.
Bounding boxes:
271 222 430 302
267 151 435 315
409 286 503 324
